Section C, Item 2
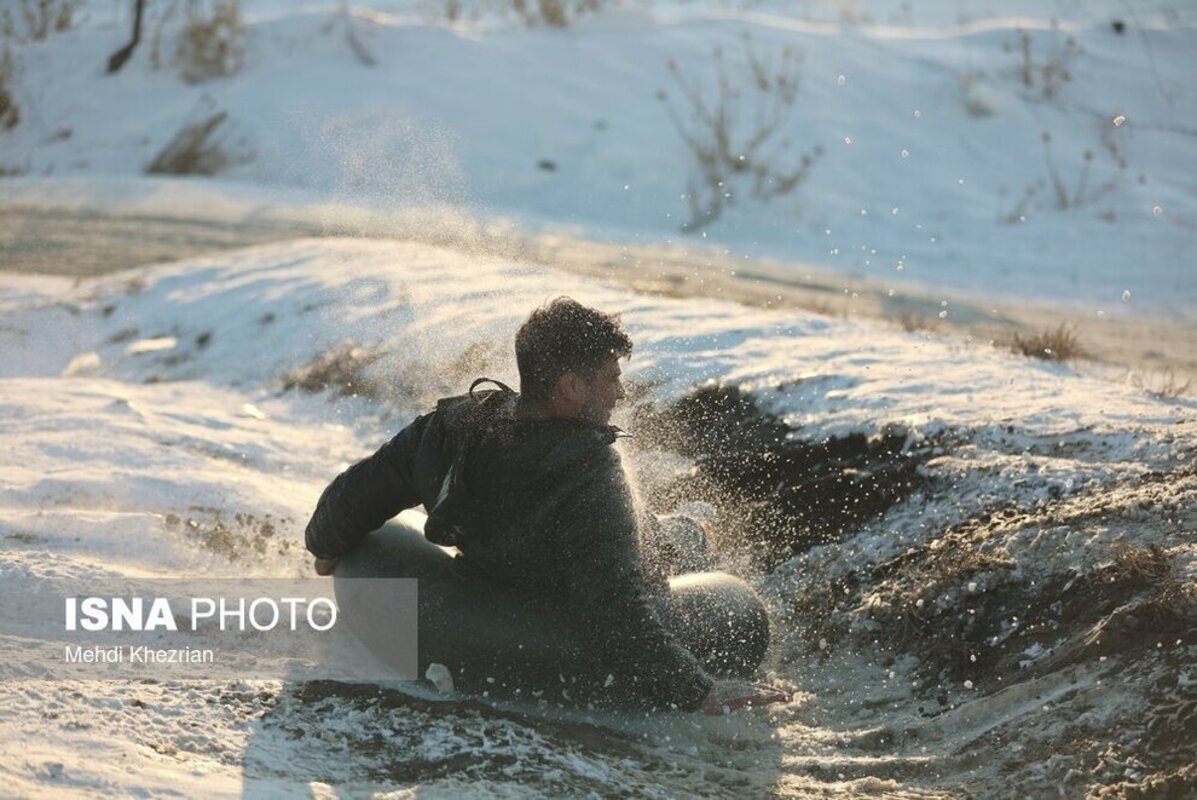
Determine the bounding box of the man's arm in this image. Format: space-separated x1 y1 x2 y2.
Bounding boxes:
305 412 433 561
558 449 714 711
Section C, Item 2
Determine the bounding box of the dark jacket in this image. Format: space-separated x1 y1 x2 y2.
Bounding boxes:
305 386 714 710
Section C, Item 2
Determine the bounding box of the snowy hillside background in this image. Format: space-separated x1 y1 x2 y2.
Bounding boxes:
1 0 1195 797
4 0 1195 313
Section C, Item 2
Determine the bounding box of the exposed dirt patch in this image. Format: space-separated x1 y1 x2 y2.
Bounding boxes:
632 383 930 562
781 458 1197 798
164 508 294 561
4 530 45 545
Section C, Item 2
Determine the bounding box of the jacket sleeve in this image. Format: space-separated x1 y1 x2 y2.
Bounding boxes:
557 449 714 711
305 412 433 559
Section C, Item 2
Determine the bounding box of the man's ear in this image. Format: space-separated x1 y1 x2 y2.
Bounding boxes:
557 371 586 404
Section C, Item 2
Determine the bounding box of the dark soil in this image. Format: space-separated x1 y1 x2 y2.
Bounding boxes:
632 383 930 562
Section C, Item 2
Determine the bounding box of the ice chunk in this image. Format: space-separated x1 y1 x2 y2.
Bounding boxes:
425 663 454 693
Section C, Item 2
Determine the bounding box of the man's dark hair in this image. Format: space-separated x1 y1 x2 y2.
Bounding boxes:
515 297 632 404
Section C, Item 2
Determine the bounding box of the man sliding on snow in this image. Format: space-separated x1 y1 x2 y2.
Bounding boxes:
305 297 787 714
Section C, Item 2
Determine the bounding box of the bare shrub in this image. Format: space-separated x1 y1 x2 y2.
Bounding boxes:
1007 25 1079 100
0 45 19 131
176 0 244 83
536 0 568 27
1039 131 1121 210
1001 127 1127 222
1141 369 1194 399
1005 324 1084 361
443 0 610 27
3 0 80 43
145 105 252 175
336 0 376 67
283 341 384 399
659 36 822 232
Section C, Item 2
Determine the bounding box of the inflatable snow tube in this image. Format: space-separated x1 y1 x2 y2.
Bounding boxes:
334 517 770 707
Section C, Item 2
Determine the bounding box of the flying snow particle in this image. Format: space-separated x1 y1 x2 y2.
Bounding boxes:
425 663 455 693
1152 205 1164 216
964 680 974 689
1122 290 1132 302
1113 115 1126 127
241 404 267 420
900 149 910 159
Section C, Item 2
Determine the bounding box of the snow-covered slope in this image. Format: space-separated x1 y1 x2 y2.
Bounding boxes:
2 240 1193 797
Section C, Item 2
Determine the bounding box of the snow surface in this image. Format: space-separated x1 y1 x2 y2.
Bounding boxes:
2 0 1195 315
2 0 1195 797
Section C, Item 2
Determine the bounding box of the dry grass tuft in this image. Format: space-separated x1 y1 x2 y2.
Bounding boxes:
1006 324 1084 361
1143 369 1194 399
447 0 614 28
283 341 384 399
177 0 244 83
1105 543 1194 612
898 312 939 333
145 108 252 175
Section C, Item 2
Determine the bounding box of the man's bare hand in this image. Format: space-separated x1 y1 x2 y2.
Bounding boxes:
701 681 790 715
313 557 338 576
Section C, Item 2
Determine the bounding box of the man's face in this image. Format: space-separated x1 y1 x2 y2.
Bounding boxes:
578 357 626 425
